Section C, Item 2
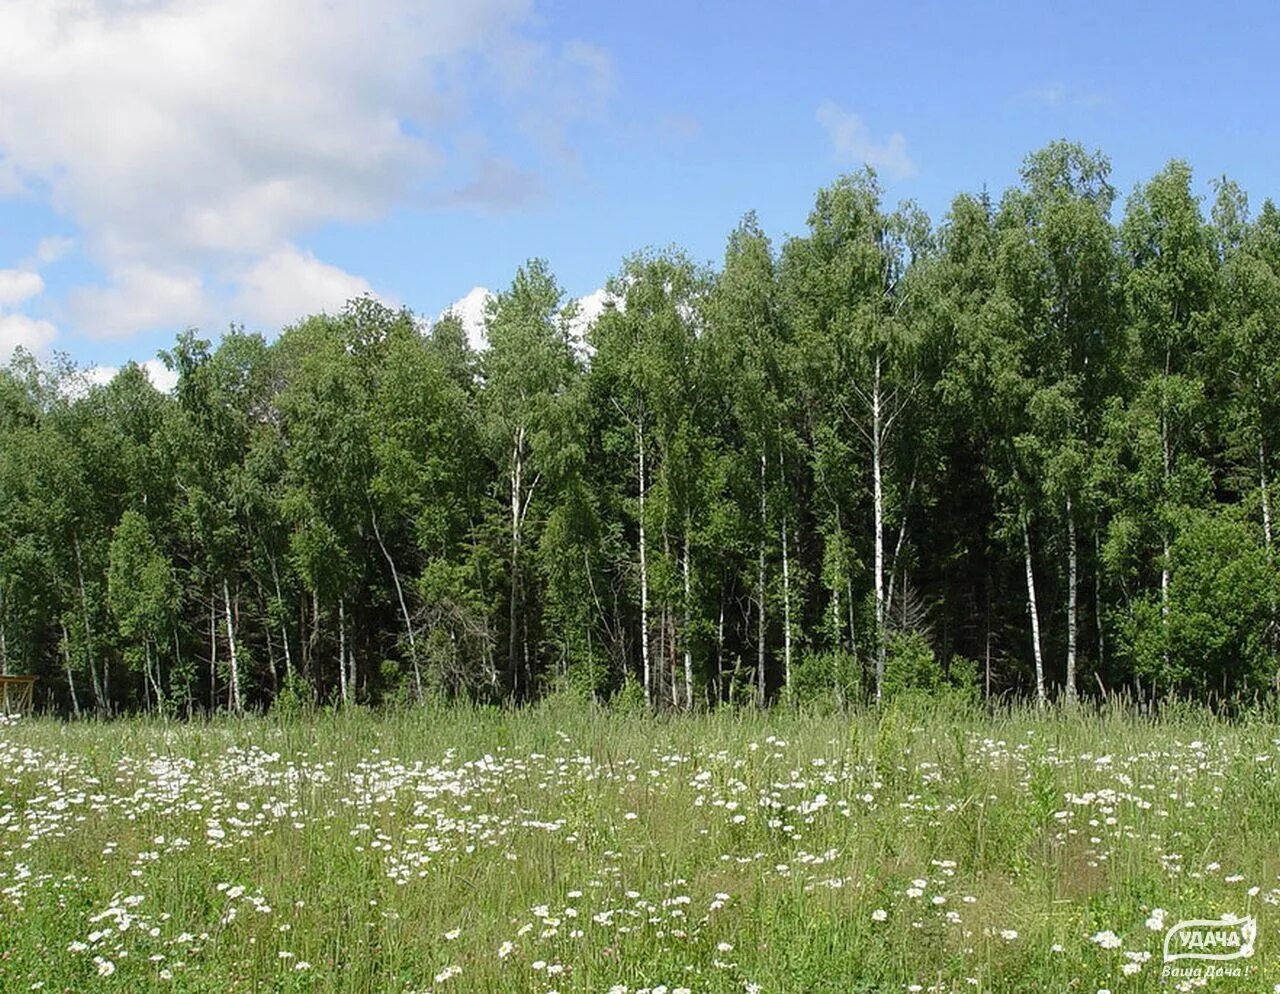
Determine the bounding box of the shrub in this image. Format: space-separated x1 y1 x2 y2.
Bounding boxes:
785 650 860 711
880 632 943 700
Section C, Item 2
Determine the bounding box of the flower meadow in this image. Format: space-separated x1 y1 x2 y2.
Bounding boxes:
1 702 1279 992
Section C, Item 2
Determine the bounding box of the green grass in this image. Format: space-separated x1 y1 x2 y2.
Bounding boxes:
1 698 1278 993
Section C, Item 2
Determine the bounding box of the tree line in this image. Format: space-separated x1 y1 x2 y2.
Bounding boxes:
3 141 1279 715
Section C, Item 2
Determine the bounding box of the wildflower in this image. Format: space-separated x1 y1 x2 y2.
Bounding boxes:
1091 930 1122 949
871 909 888 922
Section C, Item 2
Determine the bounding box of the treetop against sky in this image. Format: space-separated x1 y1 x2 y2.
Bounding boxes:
1 0 1278 373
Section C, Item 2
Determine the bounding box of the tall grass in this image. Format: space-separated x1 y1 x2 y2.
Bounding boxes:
1 700 1277 992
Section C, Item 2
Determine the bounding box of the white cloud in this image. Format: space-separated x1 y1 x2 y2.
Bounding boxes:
81 365 119 390
69 357 180 397
233 247 381 329
566 286 616 356
66 264 208 339
0 1 614 338
816 100 916 179
0 269 44 307
0 313 57 358
436 284 613 355
142 357 180 394
0 245 62 355
437 286 493 351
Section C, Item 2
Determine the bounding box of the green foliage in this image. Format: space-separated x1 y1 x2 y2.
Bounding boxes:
880 632 944 700
785 650 859 710
1118 509 1280 696
608 673 650 715
271 670 315 720
5 145 1280 716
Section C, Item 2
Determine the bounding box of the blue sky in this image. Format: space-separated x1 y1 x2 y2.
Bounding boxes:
1 0 1277 377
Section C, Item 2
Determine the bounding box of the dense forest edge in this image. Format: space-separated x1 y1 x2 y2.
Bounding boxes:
4 140 1280 717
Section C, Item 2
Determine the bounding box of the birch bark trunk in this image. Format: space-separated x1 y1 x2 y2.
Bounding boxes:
872 353 886 701
638 420 651 707
1066 495 1078 705
1022 509 1046 706
373 508 421 701
223 577 241 713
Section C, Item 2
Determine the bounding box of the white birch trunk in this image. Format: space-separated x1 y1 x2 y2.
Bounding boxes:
271 560 293 682
509 427 523 699
638 420 651 707
372 508 421 701
146 639 164 711
682 526 693 710
716 599 725 704
61 620 81 718
757 449 767 707
1261 438 1273 551
872 353 886 701
74 535 104 711
1022 509 1046 707
209 591 218 713
337 597 348 705
1066 495 1078 704
223 578 241 713
1161 397 1171 671
781 514 792 691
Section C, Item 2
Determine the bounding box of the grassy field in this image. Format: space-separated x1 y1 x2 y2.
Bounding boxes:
1 699 1278 993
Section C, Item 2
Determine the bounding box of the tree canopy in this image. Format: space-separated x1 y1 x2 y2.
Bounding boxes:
3 142 1278 714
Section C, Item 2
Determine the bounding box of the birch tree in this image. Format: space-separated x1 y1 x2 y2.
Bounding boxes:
483 260 579 700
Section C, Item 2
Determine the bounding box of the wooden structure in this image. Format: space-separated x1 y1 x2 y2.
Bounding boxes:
0 675 36 714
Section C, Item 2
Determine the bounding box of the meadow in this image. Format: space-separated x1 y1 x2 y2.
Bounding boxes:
1 699 1278 993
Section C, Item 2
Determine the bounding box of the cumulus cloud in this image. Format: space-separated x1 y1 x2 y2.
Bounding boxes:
68 357 180 398
565 286 617 356
0 242 64 356
816 100 916 179
0 313 57 359
0 1 615 337
0 270 44 307
437 287 494 352
436 284 613 354
66 265 208 339
233 247 382 329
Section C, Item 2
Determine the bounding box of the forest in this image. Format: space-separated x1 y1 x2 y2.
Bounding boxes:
2 141 1278 715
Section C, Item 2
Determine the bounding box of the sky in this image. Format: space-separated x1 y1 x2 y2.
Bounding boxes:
2 0 1279 383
